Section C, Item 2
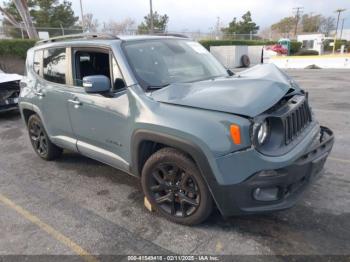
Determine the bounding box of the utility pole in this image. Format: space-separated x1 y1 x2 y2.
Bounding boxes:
12 0 38 39
0 6 20 27
149 0 154 34
79 0 85 32
340 18 345 40
293 7 303 38
333 8 346 53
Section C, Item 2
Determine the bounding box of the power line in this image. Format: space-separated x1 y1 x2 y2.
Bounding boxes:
293 6 303 37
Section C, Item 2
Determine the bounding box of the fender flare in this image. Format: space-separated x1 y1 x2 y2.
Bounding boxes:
131 129 230 216
19 101 45 127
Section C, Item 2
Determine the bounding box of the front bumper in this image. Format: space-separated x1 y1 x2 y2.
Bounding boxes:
212 126 334 217
0 96 19 112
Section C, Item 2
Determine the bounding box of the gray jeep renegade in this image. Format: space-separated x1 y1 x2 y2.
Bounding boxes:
19 34 334 225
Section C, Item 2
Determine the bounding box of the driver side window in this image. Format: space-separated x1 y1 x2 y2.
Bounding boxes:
73 49 125 91
73 51 110 87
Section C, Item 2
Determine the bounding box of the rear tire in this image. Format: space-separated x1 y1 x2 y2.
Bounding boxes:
27 114 62 161
141 147 213 225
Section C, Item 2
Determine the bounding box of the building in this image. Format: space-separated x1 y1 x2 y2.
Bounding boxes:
297 34 326 54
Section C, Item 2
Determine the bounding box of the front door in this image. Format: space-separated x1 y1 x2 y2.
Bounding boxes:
67 48 131 171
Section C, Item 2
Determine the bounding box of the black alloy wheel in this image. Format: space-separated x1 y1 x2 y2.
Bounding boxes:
29 117 48 157
149 162 200 217
27 114 62 160
142 147 213 225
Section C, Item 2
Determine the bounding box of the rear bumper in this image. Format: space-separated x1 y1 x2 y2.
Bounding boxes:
212 126 334 217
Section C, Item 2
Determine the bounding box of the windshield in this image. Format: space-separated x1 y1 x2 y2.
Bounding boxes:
122 39 228 89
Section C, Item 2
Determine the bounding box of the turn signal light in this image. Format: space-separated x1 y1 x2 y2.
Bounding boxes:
230 124 241 145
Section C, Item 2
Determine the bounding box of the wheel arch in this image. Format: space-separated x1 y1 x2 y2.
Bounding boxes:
131 129 226 214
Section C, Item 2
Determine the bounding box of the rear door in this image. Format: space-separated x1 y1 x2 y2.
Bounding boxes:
39 47 77 151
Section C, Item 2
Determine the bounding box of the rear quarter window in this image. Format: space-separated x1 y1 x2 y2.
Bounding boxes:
43 48 67 84
33 50 43 76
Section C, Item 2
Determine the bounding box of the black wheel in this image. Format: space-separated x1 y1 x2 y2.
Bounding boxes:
141 148 213 225
241 54 251 67
27 114 62 160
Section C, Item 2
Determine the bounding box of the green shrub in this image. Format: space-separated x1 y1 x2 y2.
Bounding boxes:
290 41 302 55
294 49 319 56
199 40 277 50
323 39 348 52
0 39 36 59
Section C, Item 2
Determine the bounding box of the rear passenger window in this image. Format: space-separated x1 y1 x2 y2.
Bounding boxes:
33 50 43 75
43 48 66 84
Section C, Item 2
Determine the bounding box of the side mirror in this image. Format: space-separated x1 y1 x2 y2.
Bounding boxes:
83 75 111 93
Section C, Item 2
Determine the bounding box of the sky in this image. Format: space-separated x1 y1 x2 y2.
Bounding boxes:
69 0 350 32
0 0 349 32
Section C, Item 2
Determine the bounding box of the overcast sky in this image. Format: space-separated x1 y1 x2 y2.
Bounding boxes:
70 0 350 32
0 0 349 32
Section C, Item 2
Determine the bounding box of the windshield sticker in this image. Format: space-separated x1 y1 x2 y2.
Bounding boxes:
186 42 207 54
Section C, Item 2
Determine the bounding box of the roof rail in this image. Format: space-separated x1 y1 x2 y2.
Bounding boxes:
152 33 189 38
35 33 119 45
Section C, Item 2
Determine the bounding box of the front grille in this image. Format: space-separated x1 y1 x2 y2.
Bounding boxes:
284 99 312 145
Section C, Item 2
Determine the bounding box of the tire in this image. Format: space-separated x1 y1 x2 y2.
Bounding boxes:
141 147 213 225
27 114 63 161
241 54 251 68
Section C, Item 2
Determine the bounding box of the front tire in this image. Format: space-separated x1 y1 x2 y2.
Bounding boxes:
27 114 62 161
141 147 213 225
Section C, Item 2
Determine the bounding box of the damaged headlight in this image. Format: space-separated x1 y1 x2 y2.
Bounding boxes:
256 120 269 145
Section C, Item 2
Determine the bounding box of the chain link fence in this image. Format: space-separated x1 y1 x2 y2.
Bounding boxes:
0 25 269 41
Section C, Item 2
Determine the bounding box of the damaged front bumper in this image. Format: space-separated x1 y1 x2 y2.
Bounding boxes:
211 126 334 217
0 81 20 112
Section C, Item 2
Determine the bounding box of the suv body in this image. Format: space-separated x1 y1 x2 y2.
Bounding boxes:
19 34 334 225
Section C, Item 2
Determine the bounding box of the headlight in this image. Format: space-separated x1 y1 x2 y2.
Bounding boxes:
257 120 269 145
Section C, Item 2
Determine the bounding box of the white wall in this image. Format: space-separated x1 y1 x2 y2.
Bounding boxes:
269 56 350 69
210 45 263 68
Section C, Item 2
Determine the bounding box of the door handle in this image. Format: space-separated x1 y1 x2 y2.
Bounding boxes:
68 99 82 106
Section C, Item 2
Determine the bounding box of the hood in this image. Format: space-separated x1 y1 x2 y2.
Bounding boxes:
150 64 300 117
0 71 22 85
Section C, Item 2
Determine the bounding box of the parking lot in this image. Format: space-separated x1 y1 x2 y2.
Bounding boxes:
0 69 349 259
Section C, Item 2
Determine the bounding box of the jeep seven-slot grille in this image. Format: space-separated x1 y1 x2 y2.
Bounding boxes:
284 100 312 145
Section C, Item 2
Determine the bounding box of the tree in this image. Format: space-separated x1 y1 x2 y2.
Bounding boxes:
302 14 322 32
319 16 335 36
81 13 99 32
221 11 259 35
2 0 78 38
137 11 169 34
271 16 296 36
102 18 135 35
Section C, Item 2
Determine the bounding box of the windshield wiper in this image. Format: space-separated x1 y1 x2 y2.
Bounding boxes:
146 83 170 91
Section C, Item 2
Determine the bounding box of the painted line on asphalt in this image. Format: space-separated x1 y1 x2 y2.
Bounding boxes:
329 157 350 164
0 193 98 262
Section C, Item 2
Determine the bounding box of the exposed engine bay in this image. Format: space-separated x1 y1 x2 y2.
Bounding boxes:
0 70 22 112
